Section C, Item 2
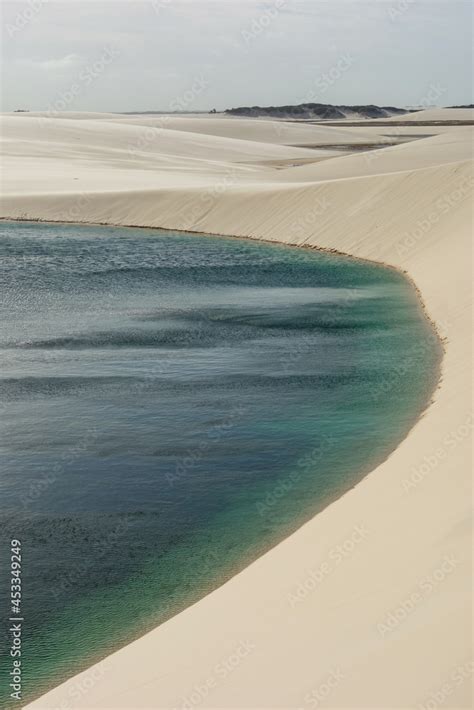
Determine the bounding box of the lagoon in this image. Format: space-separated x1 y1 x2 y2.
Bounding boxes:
0 221 440 703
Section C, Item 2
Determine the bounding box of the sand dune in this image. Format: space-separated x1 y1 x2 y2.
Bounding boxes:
106 114 391 147
1 115 341 199
0 115 328 169
5 110 401 147
319 107 474 124
392 107 474 122
3 110 122 120
275 129 472 182
2 113 471 709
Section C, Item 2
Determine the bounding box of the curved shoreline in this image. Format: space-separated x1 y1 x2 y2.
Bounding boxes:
1 115 470 708
2 218 443 705
14 212 457 706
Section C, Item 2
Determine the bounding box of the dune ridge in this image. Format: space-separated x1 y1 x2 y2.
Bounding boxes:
1 109 471 709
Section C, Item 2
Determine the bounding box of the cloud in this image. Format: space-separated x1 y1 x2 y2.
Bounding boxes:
31 54 84 70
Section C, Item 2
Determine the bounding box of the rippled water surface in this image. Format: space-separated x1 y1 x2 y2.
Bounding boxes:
0 221 440 704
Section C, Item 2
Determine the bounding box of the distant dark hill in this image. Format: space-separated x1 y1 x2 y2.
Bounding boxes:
225 103 410 120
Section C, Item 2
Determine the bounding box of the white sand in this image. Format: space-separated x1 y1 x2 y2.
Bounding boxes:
393 107 474 122
2 113 471 709
316 107 474 124
105 115 391 147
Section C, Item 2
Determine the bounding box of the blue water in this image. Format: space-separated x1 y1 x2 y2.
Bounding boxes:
0 221 440 704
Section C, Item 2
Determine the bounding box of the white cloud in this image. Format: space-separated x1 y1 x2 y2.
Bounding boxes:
25 54 84 71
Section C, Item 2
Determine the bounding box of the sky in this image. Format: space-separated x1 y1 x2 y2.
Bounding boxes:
1 0 472 113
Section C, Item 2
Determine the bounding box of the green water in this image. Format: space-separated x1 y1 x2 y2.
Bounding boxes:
0 221 440 705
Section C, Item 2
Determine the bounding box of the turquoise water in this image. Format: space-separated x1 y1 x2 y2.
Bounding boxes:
0 221 440 705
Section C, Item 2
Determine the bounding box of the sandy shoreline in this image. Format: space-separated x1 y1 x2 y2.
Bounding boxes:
1 109 471 708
